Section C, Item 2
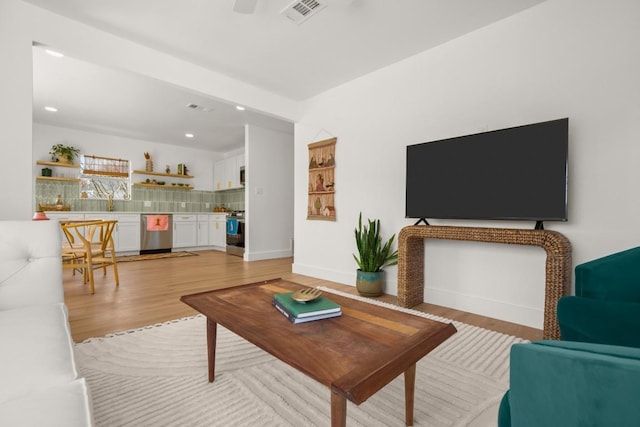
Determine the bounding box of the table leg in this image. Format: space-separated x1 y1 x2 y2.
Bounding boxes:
207 318 217 383
405 364 416 426
331 389 347 427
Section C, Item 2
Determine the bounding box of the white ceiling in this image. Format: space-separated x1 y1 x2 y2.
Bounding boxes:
32 46 293 152
26 0 546 152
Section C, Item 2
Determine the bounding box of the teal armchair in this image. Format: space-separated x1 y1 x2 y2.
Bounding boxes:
498 247 640 426
498 340 640 427
558 246 640 347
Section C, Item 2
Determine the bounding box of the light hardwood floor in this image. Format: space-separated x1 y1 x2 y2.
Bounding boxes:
63 250 543 342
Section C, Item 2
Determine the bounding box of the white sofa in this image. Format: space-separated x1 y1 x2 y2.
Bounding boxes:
0 220 93 426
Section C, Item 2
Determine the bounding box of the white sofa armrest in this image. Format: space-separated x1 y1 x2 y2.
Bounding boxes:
0 220 63 310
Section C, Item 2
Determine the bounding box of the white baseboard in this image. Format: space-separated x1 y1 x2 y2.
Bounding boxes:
245 248 293 261
291 263 542 329
423 286 543 329
292 263 400 296
292 262 353 286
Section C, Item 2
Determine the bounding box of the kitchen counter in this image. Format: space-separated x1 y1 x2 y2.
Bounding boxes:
43 211 227 215
43 211 228 254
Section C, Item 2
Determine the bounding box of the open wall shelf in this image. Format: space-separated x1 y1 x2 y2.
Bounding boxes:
35 176 80 182
36 160 80 168
133 183 193 190
133 170 194 179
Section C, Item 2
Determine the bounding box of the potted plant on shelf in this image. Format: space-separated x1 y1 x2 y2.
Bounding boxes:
49 144 80 164
353 212 398 297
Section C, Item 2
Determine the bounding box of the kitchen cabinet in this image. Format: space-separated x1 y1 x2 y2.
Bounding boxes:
224 157 239 189
197 215 209 246
44 212 85 223
213 159 225 191
44 212 85 241
209 213 226 249
45 212 140 254
214 154 245 191
116 220 140 252
84 213 140 253
173 214 197 248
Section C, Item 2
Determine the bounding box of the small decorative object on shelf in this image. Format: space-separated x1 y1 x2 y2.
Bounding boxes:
314 197 321 215
41 167 52 177
165 165 170 174
178 163 183 175
144 152 153 172
49 144 80 164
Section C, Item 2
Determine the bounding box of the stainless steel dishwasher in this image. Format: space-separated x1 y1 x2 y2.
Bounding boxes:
140 214 173 254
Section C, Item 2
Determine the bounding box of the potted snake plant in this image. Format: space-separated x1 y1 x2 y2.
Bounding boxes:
353 212 398 296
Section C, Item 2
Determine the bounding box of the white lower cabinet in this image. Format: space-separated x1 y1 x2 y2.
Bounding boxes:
209 213 226 249
95 213 140 253
46 211 226 252
44 212 85 242
113 214 140 253
197 215 209 246
46 212 140 254
173 215 198 248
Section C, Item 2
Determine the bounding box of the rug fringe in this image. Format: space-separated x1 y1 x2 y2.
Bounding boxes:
79 314 205 344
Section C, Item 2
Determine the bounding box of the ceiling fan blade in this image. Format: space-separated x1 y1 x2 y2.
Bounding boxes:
233 0 258 14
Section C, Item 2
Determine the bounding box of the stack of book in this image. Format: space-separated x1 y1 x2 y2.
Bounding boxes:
272 292 342 324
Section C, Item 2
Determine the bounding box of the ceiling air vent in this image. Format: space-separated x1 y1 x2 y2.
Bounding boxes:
280 0 327 25
185 103 213 113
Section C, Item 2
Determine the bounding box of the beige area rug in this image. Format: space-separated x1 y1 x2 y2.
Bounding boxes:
115 251 198 263
74 288 527 427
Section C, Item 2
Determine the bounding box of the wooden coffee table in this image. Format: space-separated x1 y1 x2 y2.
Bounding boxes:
180 278 456 426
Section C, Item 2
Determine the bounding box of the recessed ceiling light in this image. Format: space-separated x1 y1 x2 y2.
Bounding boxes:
185 133 195 138
45 49 64 58
236 105 245 111
44 106 58 112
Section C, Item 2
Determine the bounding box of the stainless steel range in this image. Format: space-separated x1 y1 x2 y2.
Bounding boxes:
226 211 245 257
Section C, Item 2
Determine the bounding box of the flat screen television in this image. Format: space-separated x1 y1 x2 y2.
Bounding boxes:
405 118 568 226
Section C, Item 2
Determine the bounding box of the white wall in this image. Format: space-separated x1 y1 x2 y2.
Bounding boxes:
33 123 220 190
293 0 640 329
0 0 33 219
245 125 294 261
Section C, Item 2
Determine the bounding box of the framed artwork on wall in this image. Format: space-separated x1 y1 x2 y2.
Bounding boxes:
307 137 336 221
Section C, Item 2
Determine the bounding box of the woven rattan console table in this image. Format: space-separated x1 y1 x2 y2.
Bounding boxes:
397 225 571 340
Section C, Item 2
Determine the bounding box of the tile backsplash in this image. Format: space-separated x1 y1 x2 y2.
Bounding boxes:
36 181 245 212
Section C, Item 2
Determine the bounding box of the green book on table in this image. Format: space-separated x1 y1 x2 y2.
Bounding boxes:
273 292 341 318
272 300 342 324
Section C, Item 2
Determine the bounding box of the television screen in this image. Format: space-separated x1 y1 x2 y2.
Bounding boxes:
405 118 568 223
